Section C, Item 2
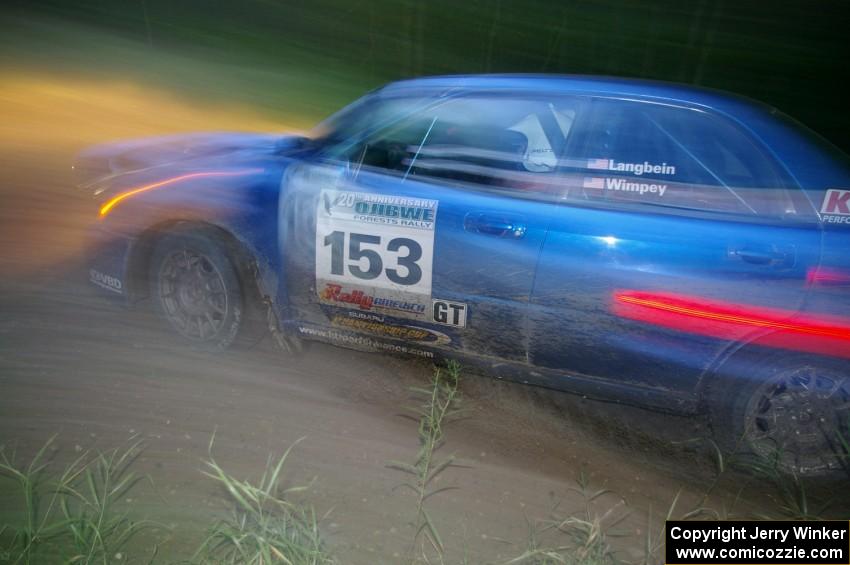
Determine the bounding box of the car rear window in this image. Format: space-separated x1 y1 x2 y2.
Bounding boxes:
561 98 798 219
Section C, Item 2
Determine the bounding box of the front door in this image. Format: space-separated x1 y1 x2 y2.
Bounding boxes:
281 91 584 363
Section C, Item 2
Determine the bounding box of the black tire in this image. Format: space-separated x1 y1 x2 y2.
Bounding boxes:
149 227 244 351
708 351 850 477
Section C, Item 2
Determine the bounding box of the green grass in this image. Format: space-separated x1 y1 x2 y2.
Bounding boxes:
731 448 833 521
387 360 465 563
631 430 848 563
0 437 155 565
192 436 334 565
1 363 845 564
0 435 333 565
389 364 627 565
507 472 624 565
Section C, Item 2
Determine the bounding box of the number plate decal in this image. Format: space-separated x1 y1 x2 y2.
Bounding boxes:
316 190 438 320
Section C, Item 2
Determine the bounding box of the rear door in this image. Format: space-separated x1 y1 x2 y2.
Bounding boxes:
283 93 583 362
529 97 822 405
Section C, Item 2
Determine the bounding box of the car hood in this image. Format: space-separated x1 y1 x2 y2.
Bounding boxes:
74 131 288 194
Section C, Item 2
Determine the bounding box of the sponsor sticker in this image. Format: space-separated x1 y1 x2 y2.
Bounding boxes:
331 315 450 345
297 325 434 358
316 190 438 320
320 283 426 315
821 189 850 224
89 269 123 293
432 299 467 328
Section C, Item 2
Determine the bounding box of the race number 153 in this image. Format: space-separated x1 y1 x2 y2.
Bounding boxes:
322 230 422 286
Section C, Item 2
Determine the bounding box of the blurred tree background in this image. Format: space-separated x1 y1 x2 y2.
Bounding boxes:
3 0 849 151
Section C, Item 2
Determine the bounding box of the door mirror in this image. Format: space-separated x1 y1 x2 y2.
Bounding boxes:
275 135 312 154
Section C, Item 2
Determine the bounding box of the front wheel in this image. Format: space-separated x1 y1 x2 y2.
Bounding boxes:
149 228 244 351
709 352 850 477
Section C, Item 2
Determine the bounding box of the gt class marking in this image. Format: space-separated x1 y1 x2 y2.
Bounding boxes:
432 299 467 328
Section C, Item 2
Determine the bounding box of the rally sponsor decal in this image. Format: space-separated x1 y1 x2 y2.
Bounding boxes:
587 158 676 176
583 176 668 196
297 325 434 358
89 269 123 293
820 188 850 224
316 190 438 320
320 283 427 315
331 314 450 345
432 299 467 328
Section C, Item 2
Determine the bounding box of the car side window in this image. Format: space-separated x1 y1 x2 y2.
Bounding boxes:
562 98 798 219
332 95 584 200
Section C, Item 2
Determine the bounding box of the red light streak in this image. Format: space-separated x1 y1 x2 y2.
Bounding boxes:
806 267 850 286
613 290 850 359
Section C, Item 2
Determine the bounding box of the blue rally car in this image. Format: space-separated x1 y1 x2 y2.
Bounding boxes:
78 75 850 476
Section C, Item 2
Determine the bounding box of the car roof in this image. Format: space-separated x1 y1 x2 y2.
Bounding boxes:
380 74 774 121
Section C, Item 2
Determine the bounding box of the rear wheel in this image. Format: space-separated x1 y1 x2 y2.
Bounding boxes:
149 228 244 350
709 352 850 477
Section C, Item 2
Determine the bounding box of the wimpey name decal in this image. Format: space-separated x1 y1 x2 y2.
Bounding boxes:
587 158 676 176
583 176 667 196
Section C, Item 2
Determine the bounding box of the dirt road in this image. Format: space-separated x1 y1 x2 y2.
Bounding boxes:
0 75 777 564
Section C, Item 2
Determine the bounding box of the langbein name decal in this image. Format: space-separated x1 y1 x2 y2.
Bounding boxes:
587 158 676 176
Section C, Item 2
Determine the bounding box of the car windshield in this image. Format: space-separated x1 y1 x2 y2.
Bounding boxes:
310 94 434 149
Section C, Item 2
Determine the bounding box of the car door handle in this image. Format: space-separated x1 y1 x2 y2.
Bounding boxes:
729 246 790 266
464 213 527 238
